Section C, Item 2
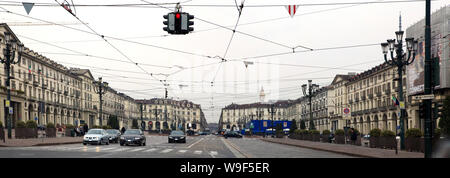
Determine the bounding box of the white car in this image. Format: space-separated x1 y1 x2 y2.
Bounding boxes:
83 129 110 145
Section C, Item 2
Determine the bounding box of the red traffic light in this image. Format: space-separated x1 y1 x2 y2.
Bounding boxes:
176 13 180 19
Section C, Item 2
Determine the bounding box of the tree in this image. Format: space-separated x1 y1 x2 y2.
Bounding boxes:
300 120 306 130
438 96 450 137
107 115 120 129
289 119 298 134
132 119 139 129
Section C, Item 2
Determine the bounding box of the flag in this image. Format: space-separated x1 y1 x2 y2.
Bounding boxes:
392 96 399 106
22 2 34 15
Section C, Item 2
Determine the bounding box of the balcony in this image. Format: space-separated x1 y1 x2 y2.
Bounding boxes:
33 81 39 87
42 84 48 89
385 89 391 95
348 99 353 104
378 106 387 112
363 109 370 114
388 105 397 110
368 94 373 99
376 92 382 97
361 95 366 101
370 108 378 113
50 87 55 92
64 91 68 96
355 97 360 102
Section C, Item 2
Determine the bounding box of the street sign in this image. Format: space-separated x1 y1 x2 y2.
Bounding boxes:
5 100 10 107
34 117 38 121
412 94 435 100
9 107 13 114
400 102 405 109
343 108 350 114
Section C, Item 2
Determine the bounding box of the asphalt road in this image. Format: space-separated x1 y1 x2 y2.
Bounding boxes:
0 135 354 158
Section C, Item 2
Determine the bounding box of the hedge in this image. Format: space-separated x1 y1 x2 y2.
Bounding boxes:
405 128 422 138
46 122 56 128
65 124 75 129
16 121 26 128
369 128 382 137
335 129 345 136
322 130 331 135
381 130 396 137
25 120 37 128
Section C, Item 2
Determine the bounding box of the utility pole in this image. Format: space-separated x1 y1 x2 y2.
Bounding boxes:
94 77 108 126
0 32 24 139
140 103 144 131
423 0 432 158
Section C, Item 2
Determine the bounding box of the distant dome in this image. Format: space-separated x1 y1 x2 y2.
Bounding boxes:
259 86 265 102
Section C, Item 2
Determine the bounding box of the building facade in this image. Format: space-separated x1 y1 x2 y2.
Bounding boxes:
1 23 205 131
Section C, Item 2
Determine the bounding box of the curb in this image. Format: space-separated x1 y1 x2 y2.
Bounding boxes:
261 139 376 158
34 141 83 146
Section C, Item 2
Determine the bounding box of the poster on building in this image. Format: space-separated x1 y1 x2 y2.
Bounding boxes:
406 7 450 95
263 121 267 127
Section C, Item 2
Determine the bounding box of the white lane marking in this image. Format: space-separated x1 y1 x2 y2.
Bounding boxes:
209 151 218 158
143 148 158 152
187 138 204 148
161 149 173 153
100 147 116 151
194 150 202 154
178 150 188 153
112 147 130 152
129 148 146 152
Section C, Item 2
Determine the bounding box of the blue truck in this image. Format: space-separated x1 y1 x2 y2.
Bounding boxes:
241 120 292 135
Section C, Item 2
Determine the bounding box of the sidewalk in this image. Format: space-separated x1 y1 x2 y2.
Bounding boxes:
0 129 83 147
261 137 424 158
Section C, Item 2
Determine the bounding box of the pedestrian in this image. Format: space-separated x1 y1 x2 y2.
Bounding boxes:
75 127 80 137
121 127 126 134
351 128 358 145
83 124 89 133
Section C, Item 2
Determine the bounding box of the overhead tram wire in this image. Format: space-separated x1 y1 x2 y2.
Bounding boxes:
17 34 174 70
0 8 221 64
0 0 433 8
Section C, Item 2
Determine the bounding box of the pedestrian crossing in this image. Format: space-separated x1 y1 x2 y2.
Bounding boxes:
11 145 220 156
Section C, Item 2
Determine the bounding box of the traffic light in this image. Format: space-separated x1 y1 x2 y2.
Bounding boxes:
163 12 194 34
433 101 444 119
419 102 425 119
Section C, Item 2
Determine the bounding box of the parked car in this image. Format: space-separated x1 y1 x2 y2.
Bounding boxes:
83 129 109 145
168 131 186 143
224 131 242 139
106 129 121 143
120 129 146 146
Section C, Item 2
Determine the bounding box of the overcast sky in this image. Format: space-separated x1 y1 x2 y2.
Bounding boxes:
1 0 448 123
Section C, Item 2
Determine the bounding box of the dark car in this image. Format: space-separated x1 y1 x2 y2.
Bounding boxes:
106 129 121 143
168 131 186 143
120 129 146 146
224 131 242 139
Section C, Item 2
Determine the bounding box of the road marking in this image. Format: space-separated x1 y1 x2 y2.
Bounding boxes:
178 150 188 153
129 148 146 152
209 151 218 158
194 150 202 154
143 148 158 152
161 149 173 153
100 147 116 151
222 138 250 158
187 138 204 149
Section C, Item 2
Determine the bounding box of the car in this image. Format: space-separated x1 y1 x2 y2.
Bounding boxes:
120 129 146 146
106 129 121 143
224 131 242 139
83 129 110 145
169 131 186 143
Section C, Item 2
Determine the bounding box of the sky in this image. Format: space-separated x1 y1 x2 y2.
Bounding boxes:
0 0 448 123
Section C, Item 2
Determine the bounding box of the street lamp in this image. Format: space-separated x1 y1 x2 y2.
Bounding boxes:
302 80 319 130
1 32 24 139
93 77 108 126
380 25 417 150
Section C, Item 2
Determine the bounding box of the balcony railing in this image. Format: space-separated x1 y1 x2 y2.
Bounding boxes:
376 92 382 97
361 95 366 100
385 89 391 95
368 94 373 99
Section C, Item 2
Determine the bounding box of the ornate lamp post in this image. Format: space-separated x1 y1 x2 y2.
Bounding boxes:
380 21 418 150
302 80 319 130
93 77 108 126
1 32 24 139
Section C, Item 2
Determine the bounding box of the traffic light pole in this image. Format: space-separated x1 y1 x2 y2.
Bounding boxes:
423 0 432 158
